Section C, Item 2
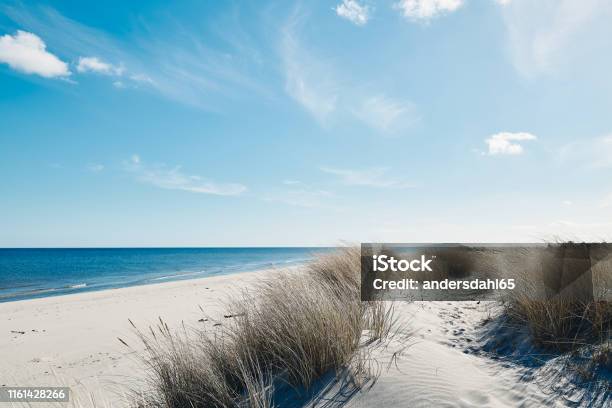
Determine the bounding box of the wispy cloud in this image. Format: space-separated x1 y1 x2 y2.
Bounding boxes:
484 131 537 155
0 30 70 78
335 0 370 26
130 73 155 85
1 3 268 108
281 15 338 123
558 134 612 168
124 155 246 196
321 166 413 188
394 0 463 21
353 95 419 134
281 11 418 132
77 56 123 75
1 5 155 89
500 0 612 77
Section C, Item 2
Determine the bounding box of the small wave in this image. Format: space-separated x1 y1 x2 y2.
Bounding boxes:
150 271 203 281
284 258 310 264
151 275 174 281
68 283 87 289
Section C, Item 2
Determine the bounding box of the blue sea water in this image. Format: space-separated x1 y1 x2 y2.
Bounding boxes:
0 247 333 303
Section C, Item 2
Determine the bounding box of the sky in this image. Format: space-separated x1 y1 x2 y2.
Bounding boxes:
1 0 612 247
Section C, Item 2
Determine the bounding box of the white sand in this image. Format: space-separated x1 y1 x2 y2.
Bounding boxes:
339 302 569 408
0 270 273 407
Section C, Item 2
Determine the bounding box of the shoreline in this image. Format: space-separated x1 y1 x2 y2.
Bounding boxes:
0 267 271 305
0 262 303 305
0 268 278 406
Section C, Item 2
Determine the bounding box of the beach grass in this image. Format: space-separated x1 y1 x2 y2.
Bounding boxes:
500 242 611 353
130 247 396 408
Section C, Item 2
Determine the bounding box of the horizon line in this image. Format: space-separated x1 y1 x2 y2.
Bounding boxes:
0 245 339 250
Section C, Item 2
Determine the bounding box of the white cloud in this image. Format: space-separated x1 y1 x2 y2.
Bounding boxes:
395 0 463 20
335 0 370 26
500 0 612 77
124 155 246 196
0 30 69 77
495 0 512 5
484 132 537 155
77 56 123 75
558 135 612 168
353 95 419 133
321 166 413 188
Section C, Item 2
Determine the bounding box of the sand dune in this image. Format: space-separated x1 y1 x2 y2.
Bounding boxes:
341 302 567 408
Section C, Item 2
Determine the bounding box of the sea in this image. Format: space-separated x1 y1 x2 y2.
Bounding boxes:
0 247 333 303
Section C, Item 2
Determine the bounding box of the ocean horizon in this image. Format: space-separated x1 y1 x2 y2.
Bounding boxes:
0 247 334 303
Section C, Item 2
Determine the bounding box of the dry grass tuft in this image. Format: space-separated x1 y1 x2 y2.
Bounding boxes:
504 297 611 351
131 247 396 408
500 243 611 352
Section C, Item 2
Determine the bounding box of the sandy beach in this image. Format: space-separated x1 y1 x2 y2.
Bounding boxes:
3 263 606 408
0 270 275 407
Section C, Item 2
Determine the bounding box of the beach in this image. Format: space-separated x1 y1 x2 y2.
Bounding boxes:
3 262 606 407
0 269 275 407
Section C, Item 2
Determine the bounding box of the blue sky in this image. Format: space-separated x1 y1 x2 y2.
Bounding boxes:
1 0 612 247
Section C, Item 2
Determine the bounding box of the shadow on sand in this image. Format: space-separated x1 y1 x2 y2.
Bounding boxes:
474 314 611 408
